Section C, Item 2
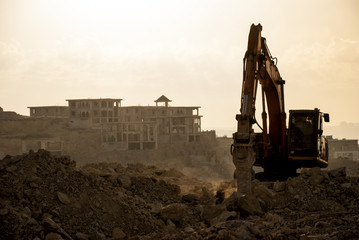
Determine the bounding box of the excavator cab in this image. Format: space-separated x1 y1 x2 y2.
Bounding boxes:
288 108 329 168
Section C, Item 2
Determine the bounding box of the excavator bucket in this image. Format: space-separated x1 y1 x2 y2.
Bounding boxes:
232 133 255 196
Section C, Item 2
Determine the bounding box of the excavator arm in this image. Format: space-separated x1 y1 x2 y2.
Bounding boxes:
236 24 286 150
232 24 287 194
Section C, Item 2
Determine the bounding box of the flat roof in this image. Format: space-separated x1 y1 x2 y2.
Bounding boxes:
121 106 201 109
66 98 122 101
28 106 68 109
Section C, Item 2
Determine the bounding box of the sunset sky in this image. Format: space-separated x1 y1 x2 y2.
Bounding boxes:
1 0 359 137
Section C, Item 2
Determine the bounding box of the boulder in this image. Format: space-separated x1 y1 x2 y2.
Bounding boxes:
112 227 126 239
209 211 237 226
252 183 276 210
327 167 347 178
160 203 188 222
45 233 64 240
201 204 227 221
237 194 263 217
223 192 263 217
116 174 132 188
273 181 286 192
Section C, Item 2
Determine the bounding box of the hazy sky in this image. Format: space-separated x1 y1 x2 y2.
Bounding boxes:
1 0 359 136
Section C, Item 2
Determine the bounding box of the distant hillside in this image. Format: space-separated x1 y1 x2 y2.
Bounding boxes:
0 107 26 120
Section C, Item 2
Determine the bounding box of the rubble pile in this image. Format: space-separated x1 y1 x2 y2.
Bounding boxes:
1 150 359 239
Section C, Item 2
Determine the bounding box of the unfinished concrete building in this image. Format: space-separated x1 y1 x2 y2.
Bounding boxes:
28 106 69 118
101 95 202 150
27 96 202 151
66 98 122 128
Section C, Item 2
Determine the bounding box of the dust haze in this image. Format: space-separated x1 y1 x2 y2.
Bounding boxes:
1 0 359 239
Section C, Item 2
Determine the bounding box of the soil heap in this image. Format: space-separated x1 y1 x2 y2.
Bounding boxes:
1 150 359 240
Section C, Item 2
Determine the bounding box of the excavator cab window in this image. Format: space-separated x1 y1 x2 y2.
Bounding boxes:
289 113 316 156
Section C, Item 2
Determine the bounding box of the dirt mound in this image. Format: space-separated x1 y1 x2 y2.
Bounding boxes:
1 150 359 239
0 150 176 239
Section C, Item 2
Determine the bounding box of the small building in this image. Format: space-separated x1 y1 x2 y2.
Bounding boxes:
327 136 359 161
66 98 122 128
28 106 69 118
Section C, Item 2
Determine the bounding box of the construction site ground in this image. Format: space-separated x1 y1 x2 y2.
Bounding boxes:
1 149 359 240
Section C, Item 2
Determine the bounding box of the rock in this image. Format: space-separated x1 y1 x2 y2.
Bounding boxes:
199 187 216 204
45 233 64 240
182 194 199 203
308 174 325 185
26 176 42 185
57 192 71 205
26 217 39 226
43 217 73 240
209 211 237 226
222 192 240 211
23 206 32 217
117 174 132 188
6 165 17 173
314 221 329 229
149 203 163 214
237 194 264 217
273 181 286 192
184 226 195 233
112 227 126 239
252 182 276 210
263 213 283 227
222 192 263 217
82 167 102 176
89 231 106 240
165 219 176 231
341 182 351 188
160 203 188 222
327 167 347 178
303 167 329 185
201 204 227 221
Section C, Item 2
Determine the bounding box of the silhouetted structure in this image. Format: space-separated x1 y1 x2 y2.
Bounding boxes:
28 106 68 118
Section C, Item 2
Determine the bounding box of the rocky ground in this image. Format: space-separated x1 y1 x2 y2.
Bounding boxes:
1 150 359 240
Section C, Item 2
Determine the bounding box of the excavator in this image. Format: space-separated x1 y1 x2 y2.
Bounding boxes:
232 24 330 188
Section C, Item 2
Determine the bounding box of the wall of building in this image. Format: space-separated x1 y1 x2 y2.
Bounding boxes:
327 136 359 161
100 106 202 150
22 137 63 156
67 99 121 128
23 98 204 153
29 107 68 118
